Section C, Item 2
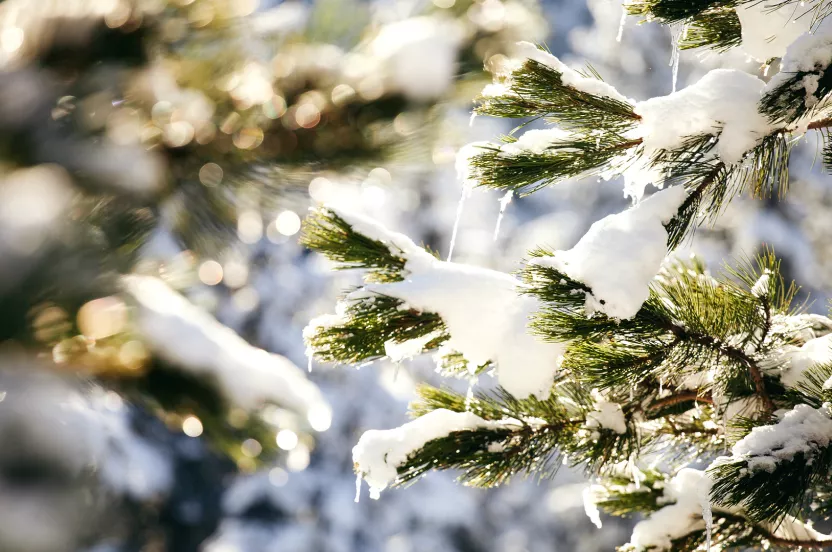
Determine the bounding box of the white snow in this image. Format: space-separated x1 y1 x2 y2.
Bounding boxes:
384 331 443 362
367 16 463 101
736 0 813 62
750 270 771 297
530 186 687 320
628 69 779 200
124 276 332 430
318 207 567 400
499 128 573 156
501 42 632 103
777 333 832 388
729 404 832 473
585 390 627 434
583 484 605 529
627 468 712 551
766 17 832 116
333 207 437 264
353 409 514 498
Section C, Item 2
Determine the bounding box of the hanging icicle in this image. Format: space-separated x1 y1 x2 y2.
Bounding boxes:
492 191 513 241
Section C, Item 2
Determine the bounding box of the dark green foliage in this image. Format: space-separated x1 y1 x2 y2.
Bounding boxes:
679 9 743 51
625 0 742 51
762 67 832 125
624 0 736 22
469 53 640 194
399 385 640 486
300 207 410 282
465 135 639 195
475 58 639 133
709 446 832 524
305 292 448 364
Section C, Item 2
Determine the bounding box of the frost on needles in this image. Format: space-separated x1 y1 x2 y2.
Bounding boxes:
303 10 832 552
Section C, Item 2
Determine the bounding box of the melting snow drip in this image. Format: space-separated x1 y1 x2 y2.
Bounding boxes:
447 184 472 261
355 473 362 503
492 191 513 241
703 500 713 551
669 24 685 93
617 7 626 42
465 376 476 411
630 459 642 490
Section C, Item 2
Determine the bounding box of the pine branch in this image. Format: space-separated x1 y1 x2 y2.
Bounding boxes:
300 207 409 283
466 137 640 195
305 292 448 364
475 58 639 133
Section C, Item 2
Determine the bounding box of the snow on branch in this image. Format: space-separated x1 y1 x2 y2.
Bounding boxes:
529 186 687 320
763 17 832 125
302 206 567 399
709 404 832 522
352 408 517 499
124 276 331 430
619 466 832 551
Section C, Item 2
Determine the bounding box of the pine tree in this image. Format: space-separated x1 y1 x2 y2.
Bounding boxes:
304 3 832 550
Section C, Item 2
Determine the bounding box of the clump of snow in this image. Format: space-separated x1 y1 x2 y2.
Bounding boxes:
317 207 567 400
583 485 606 529
384 331 443 362
775 17 832 74
729 404 832 473
777 333 832 388
124 276 331 431
750 269 771 297
353 409 514 498
585 390 627 434
627 468 712 551
499 128 574 156
736 1 813 62
530 186 687 320
766 17 832 115
629 69 779 199
502 42 633 104
367 16 464 102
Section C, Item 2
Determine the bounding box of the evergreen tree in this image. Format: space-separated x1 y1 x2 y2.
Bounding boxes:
304 3 832 550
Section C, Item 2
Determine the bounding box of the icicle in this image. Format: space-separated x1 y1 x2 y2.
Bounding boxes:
447 184 472 261
464 376 476 411
492 191 513 241
354 473 362 503
703 499 713 551
659 377 663 395
616 7 626 42
629 384 634 401
669 24 684 93
307 355 313 373
469 111 478 127
629 458 642 490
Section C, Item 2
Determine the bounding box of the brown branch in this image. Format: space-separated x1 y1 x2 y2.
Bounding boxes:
717 511 832 549
665 325 775 414
647 391 713 411
807 117 832 131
